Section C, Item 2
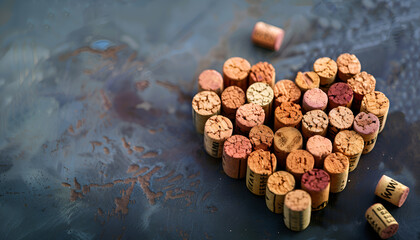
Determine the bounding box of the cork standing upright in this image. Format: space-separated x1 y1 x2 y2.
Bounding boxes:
222 135 252 179
274 102 303 132
221 86 246 121
333 130 364 172
249 125 274 151
273 127 303 168
246 82 274 122
235 103 265 136
295 71 320 92
198 69 224 95
347 71 376 111
353 112 380 154
301 169 330 211
313 57 338 91
361 91 390 133
192 91 221 134
301 110 329 139
323 153 349 193
265 171 295 214
203 115 233 158
328 106 354 139
223 57 251 92
249 62 276 88
336 53 361 82
273 80 301 109
285 149 315 183
246 150 277 196
283 190 312 231
327 82 353 111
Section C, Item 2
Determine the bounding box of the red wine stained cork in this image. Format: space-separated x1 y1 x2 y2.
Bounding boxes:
192 91 221 134
347 71 376 111
301 169 330 211
273 127 303 168
306 135 332 169
286 149 314 183
249 125 274 151
265 171 295 214
374 175 410 207
235 103 265 136
302 88 328 112
327 82 353 111
204 115 233 158
328 106 354 139
336 53 361 82
301 110 329 139
361 91 390 133
251 21 285 51
246 150 277 196
323 153 349 193
313 57 338 91
273 80 301 109
198 69 224 95
222 135 252 179
333 130 364 172
246 82 274 122
283 189 312 231
249 62 276 88
221 86 246 121
274 102 303 132
223 57 251 92
295 71 320 92
353 112 380 154
365 203 399 239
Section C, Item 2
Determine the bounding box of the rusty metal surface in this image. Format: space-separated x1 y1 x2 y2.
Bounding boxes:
0 0 419 239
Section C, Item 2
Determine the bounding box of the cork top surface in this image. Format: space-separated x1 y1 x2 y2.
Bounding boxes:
336 53 361 76
286 149 315 174
204 115 233 140
223 57 251 80
249 125 274 150
274 102 303 125
285 189 311 211
274 127 303 152
221 86 246 109
306 135 332 158
192 91 221 115
313 57 338 79
323 153 349 174
246 82 274 106
302 169 330 191
347 71 376 95
236 103 265 128
362 91 390 115
303 88 328 109
273 80 301 104
247 149 277 175
249 62 275 85
334 130 364 155
302 110 329 133
198 69 223 91
353 112 380 135
267 171 295 195
295 71 320 90
328 82 353 104
329 106 354 129
223 135 252 159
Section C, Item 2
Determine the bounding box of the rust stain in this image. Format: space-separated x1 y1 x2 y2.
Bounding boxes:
142 151 159 158
59 45 126 61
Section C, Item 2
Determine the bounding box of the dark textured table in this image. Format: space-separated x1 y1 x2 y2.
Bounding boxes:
0 0 419 239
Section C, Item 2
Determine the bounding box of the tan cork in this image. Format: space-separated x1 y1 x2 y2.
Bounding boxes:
246 150 277 196
285 149 315 183
374 175 410 207
347 71 376 111
265 171 295 214
361 91 389 133
249 125 274 151
251 21 284 51
365 203 399 239
284 189 312 231
273 127 303 168
328 106 354 139
336 53 361 81
295 71 320 92
333 130 364 172
246 82 274 122
204 115 233 158
301 110 329 139
313 57 338 90
323 153 349 193
223 57 251 92
221 86 246 121
273 80 301 109
192 91 221 134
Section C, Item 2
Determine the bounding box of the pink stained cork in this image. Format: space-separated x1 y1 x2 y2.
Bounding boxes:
327 82 354 111
302 88 328 112
222 135 252 179
198 69 224 95
353 112 380 154
251 21 285 51
306 135 332 168
235 103 265 136
301 169 330 211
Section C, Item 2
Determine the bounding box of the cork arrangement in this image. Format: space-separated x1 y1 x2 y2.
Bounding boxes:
192 49 409 238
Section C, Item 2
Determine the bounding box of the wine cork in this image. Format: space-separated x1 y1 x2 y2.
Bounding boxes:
251 21 285 51
265 171 295 214
328 106 354 139
313 57 338 91
327 82 353 111
353 112 380 154
249 125 274 151
249 62 275 88
295 71 320 92
306 135 332 169
273 127 303 168
246 82 274 122
374 175 410 207
361 91 390 133
246 150 277 196
222 135 252 179
274 102 303 132
204 115 233 158
283 190 311 231
285 149 314 183
273 80 301 109
347 71 376 111
192 91 221 134
365 203 399 239
235 103 265 136
223 57 251 92
198 69 224 95
336 53 361 82
221 86 246 121
301 110 329 139
302 88 328 112
323 153 349 193
333 130 364 172
301 169 330 211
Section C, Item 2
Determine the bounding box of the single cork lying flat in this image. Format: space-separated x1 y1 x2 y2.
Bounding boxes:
273 127 303 168
301 110 329 139
365 203 399 239
266 171 296 214
246 150 277 195
336 53 361 81
251 21 285 51
361 91 389 133
313 57 338 88
284 190 312 231
375 175 410 207
327 82 353 110
353 112 380 154
301 169 330 211
323 153 349 193
295 71 320 92
273 80 301 108
222 135 252 179
198 69 224 95
249 125 274 151
302 88 328 112
204 115 233 158
286 149 315 183
235 103 265 135
328 106 354 139
347 71 376 111
306 135 332 168
274 102 303 132
192 91 221 134
223 57 251 92
249 62 275 88
246 82 274 122
333 130 364 172
221 86 246 120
